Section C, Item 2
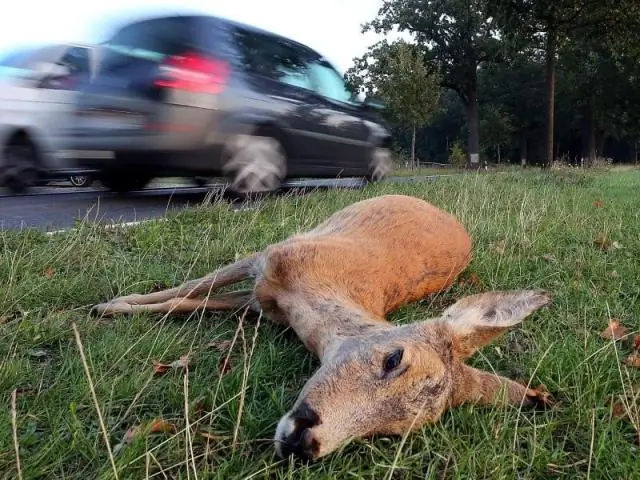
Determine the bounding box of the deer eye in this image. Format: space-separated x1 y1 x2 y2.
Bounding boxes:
383 348 404 372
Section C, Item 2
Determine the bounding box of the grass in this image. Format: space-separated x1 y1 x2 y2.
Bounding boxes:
1 168 640 479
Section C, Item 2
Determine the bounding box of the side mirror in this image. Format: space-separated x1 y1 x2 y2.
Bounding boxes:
363 96 386 111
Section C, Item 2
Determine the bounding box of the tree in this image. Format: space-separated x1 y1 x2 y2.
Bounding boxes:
346 40 441 168
488 0 640 168
358 0 502 169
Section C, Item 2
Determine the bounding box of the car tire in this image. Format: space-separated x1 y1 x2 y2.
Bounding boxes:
0 136 40 194
366 145 393 183
99 170 152 193
222 133 287 198
69 175 93 188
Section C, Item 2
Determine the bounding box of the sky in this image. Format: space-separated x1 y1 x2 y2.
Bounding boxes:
0 0 401 74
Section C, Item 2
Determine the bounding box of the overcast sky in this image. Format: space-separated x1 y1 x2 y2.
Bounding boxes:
0 0 403 73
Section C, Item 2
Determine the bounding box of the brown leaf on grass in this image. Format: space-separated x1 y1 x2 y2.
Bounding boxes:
153 361 172 376
600 320 631 341
218 356 233 376
153 355 192 376
114 419 177 454
594 233 612 251
169 355 191 370
610 399 630 420
44 266 55 278
634 335 640 351
623 352 640 368
206 339 232 352
593 199 604 208
149 419 177 434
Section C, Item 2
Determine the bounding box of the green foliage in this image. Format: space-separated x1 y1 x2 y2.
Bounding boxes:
346 40 442 130
448 141 467 167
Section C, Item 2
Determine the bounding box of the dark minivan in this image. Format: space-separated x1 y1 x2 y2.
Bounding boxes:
66 13 393 194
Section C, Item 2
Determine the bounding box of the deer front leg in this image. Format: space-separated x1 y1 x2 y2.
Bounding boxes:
92 290 258 317
451 364 553 409
92 254 259 309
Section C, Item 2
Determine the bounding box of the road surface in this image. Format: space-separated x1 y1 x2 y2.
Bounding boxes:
0 176 438 231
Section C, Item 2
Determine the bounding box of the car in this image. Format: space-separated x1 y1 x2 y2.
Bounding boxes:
64 13 393 195
0 43 99 193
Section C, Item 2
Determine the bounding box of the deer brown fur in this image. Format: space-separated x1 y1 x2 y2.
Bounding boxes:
92 194 552 461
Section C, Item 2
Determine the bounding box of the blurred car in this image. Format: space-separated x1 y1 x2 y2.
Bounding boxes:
65 13 393 195
0 43 98 193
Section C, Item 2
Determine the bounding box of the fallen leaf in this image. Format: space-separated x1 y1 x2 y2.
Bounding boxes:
611 399 630 420
542 253 557 263
634 335 640 351
608 270 620 279
218 356 233 376
600 320 630 341
169 355 191 370
153 355 192 375
593 199 604 208
44 266 55 278
624 352 640 368
206 340 232 352
594 233 612 251
153 361 171 376
149 419 177 434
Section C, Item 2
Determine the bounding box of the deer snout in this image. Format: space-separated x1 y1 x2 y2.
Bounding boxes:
274 401 321 461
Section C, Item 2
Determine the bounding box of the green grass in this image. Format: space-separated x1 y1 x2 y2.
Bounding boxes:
1 169 639 479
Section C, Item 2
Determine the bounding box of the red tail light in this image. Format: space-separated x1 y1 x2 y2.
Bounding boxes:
154 52 229 93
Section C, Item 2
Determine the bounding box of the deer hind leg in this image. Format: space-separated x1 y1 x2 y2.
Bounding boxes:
91 254 260 315
92 290 258 317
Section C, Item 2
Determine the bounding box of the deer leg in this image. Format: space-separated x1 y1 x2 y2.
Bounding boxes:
451 365 553 410
92 290 258 317
93 254 259 308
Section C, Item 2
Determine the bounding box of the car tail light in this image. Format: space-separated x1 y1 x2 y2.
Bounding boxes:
154 52 229 93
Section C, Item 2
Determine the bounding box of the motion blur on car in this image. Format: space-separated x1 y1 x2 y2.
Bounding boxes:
64 12 393 196
0 11 393 196
0 43 98 193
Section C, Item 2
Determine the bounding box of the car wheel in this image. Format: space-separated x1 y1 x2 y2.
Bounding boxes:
222 134 286 198
366 146 393 182
0 137 40 194
99 170 152 193
69 175 93 187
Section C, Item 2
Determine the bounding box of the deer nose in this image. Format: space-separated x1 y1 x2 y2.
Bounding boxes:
277 402 320 460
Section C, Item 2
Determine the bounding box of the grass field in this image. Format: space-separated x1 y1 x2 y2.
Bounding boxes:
1 169 639 479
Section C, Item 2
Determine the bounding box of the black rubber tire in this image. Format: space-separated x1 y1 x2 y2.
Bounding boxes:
0 137 40 194
99 170 152 193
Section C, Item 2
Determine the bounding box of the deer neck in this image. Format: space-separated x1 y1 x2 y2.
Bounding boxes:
283 294 389 361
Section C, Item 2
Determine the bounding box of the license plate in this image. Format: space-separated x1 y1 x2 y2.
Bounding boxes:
81 113 144 130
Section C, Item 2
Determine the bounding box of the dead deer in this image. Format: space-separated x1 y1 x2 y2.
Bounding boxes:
92 194 553 461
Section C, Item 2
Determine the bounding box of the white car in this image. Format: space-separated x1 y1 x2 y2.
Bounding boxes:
0 43 98 193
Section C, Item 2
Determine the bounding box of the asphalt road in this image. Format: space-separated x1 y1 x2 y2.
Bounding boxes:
0 176 438 232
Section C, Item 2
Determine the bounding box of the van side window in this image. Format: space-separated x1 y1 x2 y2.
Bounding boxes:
231 28 314 91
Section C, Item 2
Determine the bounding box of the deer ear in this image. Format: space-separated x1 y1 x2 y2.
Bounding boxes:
438 290 551 358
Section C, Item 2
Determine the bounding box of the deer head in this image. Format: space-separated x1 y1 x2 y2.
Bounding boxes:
274 289 551 460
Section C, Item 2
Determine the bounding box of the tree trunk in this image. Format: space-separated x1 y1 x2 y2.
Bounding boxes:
543 26 557 169
497 144 501 164
520 133 528 167
411 124 416 169
466 80 480 169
